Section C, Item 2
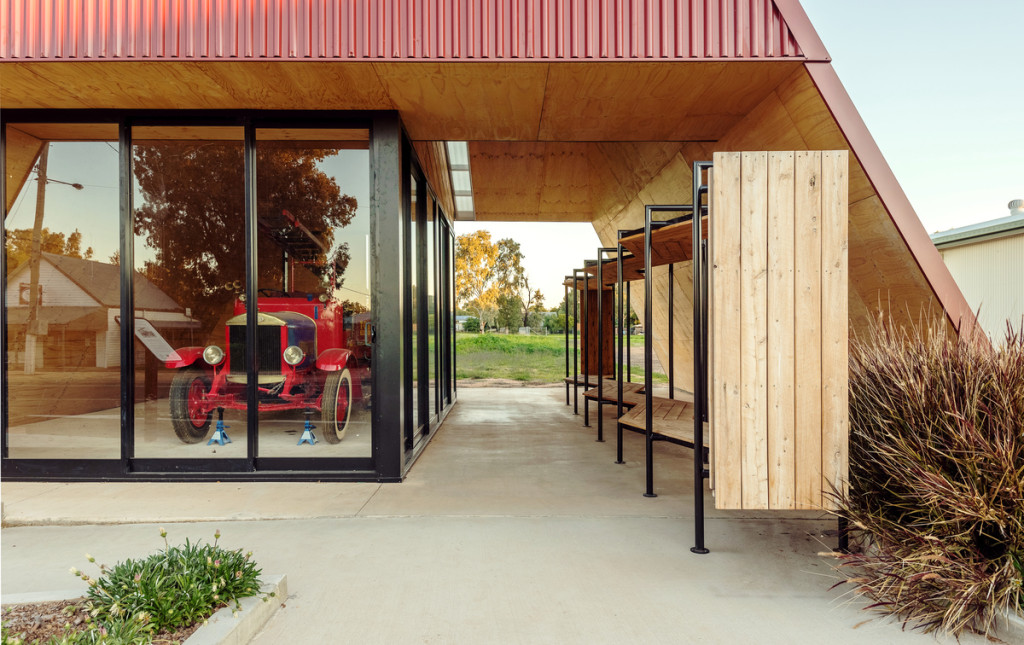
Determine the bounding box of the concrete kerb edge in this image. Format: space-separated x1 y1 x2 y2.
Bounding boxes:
0 575 287 645
998 610 1024 643
184 575 287 645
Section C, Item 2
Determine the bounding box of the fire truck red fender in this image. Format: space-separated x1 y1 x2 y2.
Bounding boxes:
316 348 353 371
166 347 205 369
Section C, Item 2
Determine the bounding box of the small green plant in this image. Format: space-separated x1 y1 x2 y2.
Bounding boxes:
2 616 152 645
830 319 1024 637
72 529 268 634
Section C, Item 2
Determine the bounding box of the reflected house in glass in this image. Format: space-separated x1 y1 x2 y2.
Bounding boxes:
5 252 195 370
0 1 973 482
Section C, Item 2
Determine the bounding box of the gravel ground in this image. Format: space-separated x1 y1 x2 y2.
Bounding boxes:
1 599 202 644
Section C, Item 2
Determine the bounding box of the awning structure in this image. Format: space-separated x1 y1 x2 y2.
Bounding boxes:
0 0 975 343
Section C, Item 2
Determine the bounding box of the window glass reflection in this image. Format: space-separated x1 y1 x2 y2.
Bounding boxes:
4 124 121 458
254 130 372 457
131 127 247 458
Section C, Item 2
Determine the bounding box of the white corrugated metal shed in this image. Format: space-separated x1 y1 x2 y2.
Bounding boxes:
931 201 1024 343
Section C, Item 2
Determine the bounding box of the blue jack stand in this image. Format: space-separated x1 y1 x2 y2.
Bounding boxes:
208 408 232 446
298 414 318 446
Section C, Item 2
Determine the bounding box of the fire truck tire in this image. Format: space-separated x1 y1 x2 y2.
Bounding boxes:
169 367 213 444
322 368 353 443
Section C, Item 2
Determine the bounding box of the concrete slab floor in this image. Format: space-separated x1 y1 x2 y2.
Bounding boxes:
1 389 993 643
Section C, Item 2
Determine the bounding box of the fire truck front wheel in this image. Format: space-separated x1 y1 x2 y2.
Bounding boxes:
321 368 353 443
169 367 213 444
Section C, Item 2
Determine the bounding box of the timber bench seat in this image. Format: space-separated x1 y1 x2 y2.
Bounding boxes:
563 375 602 388
583 381 646 407
618 396 708 448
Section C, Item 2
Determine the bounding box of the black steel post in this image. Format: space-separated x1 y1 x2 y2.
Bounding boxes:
583 266 590 428
572 269 580 415
838 517 850 553
616 235 625 464
118 121 135 467
371 114 405 481
644 206 656 498
691 161 713 555
243 121 259 468
596 253 604 441
0 124 6 459
626 280 631 383
668 262 674 400
564 280 570 405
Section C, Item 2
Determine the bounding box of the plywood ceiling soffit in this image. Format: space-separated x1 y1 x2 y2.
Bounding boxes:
537 144 592 216
193 62 392 110
468 141 547 217
773 68 875 204
847 195 939 331
538 62 725 140
591 142 687 217
2 63 100 109
375 62 548 141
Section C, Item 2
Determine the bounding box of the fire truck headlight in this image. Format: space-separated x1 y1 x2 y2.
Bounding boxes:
203 345 225 366
283 345 305 366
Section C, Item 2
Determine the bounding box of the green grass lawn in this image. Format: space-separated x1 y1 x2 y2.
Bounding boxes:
456 332 667 383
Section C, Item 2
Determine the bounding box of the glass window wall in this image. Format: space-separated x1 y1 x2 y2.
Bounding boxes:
131 126 247 458
254 129 372 457
3 124 121 458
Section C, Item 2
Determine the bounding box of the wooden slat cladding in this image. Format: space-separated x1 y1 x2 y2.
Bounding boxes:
710 150 848 511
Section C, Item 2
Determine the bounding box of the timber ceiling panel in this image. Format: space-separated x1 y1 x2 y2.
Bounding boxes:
537 62 802 141
374 63 549 141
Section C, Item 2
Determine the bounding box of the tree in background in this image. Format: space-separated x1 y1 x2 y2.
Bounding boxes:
496 293 522 331
455 230 500 325
6 227 93 271
455 232 535 330
517 274 545 327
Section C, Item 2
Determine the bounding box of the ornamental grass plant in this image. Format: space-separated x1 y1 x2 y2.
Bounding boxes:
830 318 1024 637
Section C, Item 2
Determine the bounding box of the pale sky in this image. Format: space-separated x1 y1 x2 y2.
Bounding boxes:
459 0 1024 308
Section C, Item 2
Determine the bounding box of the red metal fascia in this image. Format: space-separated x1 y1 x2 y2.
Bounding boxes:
0 0 806 61
771 0 829 61
804 62 976 336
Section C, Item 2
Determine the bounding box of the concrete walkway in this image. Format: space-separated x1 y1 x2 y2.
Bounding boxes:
1 389 988 644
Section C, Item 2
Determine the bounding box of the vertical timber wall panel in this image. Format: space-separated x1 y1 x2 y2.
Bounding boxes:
739 152 769 509
820 150 849 505
711 149 848 511
710 152 743 509
766 151 796 509
793 151 823 510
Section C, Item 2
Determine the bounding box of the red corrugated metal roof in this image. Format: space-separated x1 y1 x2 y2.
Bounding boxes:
0 0 808 61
